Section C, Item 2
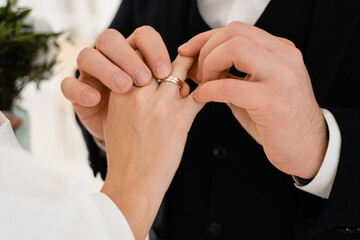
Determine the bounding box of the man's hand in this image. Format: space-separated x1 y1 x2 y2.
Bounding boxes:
61 26 172 141
179 21 328 179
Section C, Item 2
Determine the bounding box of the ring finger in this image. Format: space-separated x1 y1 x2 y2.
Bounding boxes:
157 55 194 99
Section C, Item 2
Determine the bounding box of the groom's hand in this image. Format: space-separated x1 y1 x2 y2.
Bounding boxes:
61 26 172 141
179 21 328 179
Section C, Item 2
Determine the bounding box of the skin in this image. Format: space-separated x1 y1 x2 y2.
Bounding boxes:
61 26 174 142
178 21 328 179
101 55 203 240
3 112 22 130
62 27 197 239
62 21 329 237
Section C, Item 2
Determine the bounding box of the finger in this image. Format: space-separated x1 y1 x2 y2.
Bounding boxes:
157 55 195 98
277 37 296 47
177 29 220 56
197 21 294 80
201 36 283 82
227 105 261 144
96 29 152 86
134 49 146 62
61 77 101 107
193 79 267 110
182 88 205 120
128 26 172 79
180 81 190 98
135 49 159 89
187 58 200 84
77 47 133 93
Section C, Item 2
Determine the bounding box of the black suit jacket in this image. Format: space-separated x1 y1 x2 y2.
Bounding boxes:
78 0 360 239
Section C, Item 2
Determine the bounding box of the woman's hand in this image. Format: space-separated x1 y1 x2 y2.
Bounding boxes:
61 27 172 142
179 21 328 180
101 55 204 240
4 112 22 131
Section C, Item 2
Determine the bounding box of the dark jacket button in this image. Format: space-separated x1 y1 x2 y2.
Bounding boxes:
208 222 223 235
212 146 227 160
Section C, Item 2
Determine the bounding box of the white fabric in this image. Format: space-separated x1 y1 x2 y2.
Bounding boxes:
197 0 271 28
0 112 134 240
294 109 341 198
197 0 341 199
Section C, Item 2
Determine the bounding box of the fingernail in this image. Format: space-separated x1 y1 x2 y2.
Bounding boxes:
112 73 129 91
134 69 150 86
155 61 170 79
84 90 98 104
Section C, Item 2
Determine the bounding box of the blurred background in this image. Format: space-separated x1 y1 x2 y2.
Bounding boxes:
0 0 122 192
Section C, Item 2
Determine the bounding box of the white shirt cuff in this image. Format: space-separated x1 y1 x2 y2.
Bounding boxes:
293 108 341 199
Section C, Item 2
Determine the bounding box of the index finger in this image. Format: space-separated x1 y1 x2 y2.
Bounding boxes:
127 26 172 79
96 29 152 87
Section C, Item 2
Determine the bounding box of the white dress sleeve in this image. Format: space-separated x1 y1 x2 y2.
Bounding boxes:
0 112 134 240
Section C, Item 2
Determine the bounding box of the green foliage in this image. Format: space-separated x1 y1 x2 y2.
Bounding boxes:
0 0 61 110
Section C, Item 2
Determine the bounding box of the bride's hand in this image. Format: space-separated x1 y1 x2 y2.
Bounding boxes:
101 55 204 240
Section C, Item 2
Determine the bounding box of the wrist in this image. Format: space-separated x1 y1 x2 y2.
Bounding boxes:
101 175 165 240
296 109 329 179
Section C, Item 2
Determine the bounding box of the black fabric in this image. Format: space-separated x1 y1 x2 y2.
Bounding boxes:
78 0 360 239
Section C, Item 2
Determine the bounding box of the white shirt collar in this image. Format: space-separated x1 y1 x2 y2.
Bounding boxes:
197 0 271 28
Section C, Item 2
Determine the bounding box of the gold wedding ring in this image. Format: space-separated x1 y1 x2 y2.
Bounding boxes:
157 76 183 89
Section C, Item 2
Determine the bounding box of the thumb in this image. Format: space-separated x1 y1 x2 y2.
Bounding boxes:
193 79 267 110
178 29 220 57
183 88 205 118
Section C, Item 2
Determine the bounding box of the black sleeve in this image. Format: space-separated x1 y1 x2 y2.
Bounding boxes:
76 0 136 180
108 0 136 38
312 108 360 234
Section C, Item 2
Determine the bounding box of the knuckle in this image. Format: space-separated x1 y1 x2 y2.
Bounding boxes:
280 37 296 47
154 99 168 115
77 47 93 66
230 37 254 71
231 36 254 51
290 47 304 62
226 21 245 35
132 89 148 105
153 98 179 122
281 67 299 93
134 25 156 37
96 28 123 50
